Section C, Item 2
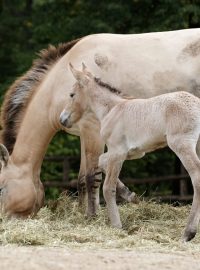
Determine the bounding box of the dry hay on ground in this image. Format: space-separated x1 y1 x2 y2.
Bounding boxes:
0 195 200 253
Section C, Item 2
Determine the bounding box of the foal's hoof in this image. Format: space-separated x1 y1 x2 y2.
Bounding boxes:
182 230 197 242
128 192 140 204
111 222 122 229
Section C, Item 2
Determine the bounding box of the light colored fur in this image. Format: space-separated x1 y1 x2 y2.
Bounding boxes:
2 29 200 218
61 64 200 242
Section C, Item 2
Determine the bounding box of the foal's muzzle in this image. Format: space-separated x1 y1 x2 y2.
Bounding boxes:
59 111 72 128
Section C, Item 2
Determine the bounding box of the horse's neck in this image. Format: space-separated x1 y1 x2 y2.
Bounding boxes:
89 86 123 121
11 84 58 179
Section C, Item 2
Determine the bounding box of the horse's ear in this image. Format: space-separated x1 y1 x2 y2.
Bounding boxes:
69 63 89 86
0 144 9 168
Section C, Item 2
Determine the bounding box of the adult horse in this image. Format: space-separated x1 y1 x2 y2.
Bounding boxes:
0 40 135 217
0 28 200 219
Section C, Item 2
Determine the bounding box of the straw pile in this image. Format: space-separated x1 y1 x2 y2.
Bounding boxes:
0 195 199 252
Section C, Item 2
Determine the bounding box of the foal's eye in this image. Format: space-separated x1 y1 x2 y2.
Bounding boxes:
0 187 3 196
70 93 75 98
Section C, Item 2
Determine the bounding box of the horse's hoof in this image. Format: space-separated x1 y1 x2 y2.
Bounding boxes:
85 214 97 220
182 230 196 242
85 209 98 219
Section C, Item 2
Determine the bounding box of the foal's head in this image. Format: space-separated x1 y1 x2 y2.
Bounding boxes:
60 63 94 128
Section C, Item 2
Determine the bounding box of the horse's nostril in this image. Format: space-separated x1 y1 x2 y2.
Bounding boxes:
60 111 72 128
63 119 68 127
59 111 69 126
60 117 68 127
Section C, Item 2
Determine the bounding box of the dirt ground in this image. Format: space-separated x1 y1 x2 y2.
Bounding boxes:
0 246 200 270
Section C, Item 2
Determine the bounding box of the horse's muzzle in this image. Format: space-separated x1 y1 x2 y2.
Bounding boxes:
59 111 72 128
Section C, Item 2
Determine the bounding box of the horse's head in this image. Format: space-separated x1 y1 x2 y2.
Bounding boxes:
0 144 44 217
60 63 94 128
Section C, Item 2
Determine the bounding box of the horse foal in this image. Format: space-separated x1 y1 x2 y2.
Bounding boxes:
60 63 200 242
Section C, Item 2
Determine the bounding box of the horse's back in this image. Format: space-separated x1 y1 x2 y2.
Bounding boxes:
65 29 200 98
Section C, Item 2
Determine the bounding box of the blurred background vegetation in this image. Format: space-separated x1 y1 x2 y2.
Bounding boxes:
0 0 200 199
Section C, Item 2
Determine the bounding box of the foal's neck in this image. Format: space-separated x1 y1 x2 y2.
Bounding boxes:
89 81 124 121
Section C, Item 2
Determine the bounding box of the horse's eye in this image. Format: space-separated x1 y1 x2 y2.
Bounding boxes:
70 93 75 98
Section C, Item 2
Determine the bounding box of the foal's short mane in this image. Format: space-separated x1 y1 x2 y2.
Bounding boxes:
94 77 134 99
94 77 121 95
1 39 80 154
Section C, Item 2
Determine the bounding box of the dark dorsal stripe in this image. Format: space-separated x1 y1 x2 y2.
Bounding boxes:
0 39 80 154
94 77 121 95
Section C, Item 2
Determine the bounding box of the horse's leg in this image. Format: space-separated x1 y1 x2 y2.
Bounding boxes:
80 121 104 217
168 135 200 241
35 179 45 209
101 152 125 228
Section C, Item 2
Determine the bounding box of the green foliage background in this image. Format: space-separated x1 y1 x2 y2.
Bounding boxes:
1 0 200 198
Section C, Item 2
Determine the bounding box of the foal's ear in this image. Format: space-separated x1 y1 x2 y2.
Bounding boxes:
69 63 90 86
0 144 9 169
82 62 93 78
82 62 87 72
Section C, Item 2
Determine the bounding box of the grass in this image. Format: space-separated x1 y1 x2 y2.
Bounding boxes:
0 194 200 253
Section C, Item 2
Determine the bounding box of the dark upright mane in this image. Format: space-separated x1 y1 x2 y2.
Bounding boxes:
1 39 80 154
94 77 122 95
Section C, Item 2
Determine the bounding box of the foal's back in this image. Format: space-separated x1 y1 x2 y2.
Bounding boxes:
101 91 200 148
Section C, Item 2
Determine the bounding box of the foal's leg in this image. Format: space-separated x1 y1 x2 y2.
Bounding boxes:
101 153 126 228
116 180 139 203
168 136 200 241
99 152 139 203
196 138 200 159
80 119 138 216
